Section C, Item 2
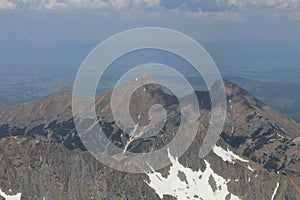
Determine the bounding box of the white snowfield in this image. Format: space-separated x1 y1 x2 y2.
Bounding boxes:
146 148 241 200
0 188 21 200
212 145 249 164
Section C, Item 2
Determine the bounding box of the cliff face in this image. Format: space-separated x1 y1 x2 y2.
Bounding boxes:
0 136 161 200
0 80 300 200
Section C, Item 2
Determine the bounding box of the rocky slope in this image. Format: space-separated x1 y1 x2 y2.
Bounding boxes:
0 80 300 199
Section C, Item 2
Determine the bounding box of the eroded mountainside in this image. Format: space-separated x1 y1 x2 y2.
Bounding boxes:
0 80 300 200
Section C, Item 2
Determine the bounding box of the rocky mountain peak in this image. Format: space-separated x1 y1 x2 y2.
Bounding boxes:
1 79 300 199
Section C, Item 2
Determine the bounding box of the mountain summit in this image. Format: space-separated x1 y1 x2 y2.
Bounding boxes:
0 80 300 199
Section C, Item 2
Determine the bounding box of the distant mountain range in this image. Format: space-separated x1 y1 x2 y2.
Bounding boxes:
0 79 300 199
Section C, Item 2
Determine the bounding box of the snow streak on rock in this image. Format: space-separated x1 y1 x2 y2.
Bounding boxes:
271 182 280 200
0 188 21 200
212 145 249 164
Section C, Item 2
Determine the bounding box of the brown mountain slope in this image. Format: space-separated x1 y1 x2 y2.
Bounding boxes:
0 79 300 199
0 87 72 128
1 79 299 139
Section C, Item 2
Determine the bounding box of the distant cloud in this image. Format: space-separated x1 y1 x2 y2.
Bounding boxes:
213 11 243 22
172 9 243 22
109 0 130 10
0 0 161 10
160 0 300 11
40 0 67 10
0 0 16 10
143 0 160 8
1 0 300 22
66 0 108 9
227 0 300 10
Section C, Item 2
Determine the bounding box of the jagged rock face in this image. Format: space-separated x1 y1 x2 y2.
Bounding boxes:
0 137 160 200
219 81 300 175
0 80 300 199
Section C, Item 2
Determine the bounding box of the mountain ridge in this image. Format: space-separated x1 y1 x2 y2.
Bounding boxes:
0 79 300 199
1 79 300 135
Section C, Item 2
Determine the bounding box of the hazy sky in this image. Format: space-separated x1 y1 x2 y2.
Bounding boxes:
0 0 300 107
1 0 300 76
1 0 300 45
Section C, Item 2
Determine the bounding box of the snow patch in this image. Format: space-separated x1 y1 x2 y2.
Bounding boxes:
292 137 300 144
271 182 280 200
0 188 21 200
146 148 241 200
276 133 284 139
212 145 249 164
247 165 255 172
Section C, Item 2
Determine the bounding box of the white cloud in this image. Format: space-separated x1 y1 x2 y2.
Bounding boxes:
174 10 208 18
0 0 16 10
4 0 160 10
213 11 243 22
2 0 300 13
40 0 67 10
227 0 300 10
171 9 243 22
144 0 160 8
66 0 108 9
110 0 131 10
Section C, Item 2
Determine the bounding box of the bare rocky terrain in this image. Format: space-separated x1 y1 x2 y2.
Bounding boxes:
0 79 300 199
